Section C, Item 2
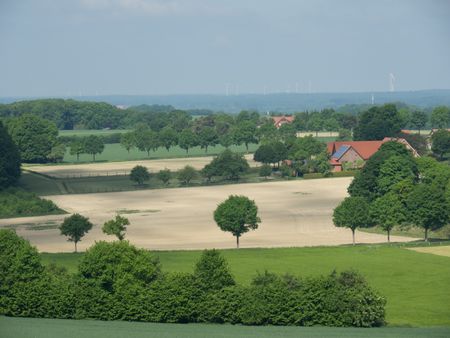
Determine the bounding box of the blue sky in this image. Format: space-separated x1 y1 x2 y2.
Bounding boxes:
0 0 449 96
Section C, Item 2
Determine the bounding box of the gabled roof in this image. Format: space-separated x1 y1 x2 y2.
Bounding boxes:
272 116 294 124
332 145 351 159
327 141 384 160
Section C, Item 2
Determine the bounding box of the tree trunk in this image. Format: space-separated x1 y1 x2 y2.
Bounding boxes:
245 143 249 152
77 153 80 161
236 235 240 249
147 150 150 157
205 146 208 153
418 128 421 135
74 241 78 253
425 228 428 242
387 229 390 243
93 154 96 161
352 228 355 245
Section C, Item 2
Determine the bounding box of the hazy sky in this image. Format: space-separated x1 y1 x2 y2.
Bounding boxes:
1 0 449 96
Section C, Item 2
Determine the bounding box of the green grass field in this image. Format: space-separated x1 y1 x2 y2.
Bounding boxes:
62 143 259 163
59 129 130 136
360 224 450 241
1 317 449 338
40 244 450 327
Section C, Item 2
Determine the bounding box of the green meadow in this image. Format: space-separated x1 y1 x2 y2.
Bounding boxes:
1 316 449 338
40 244 450 327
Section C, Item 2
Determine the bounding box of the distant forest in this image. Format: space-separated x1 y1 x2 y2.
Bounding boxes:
0 97 448 131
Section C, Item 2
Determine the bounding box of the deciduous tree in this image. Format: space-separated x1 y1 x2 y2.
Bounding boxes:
130 165 150 186
102 215 130 241
59 214 93 252
214 195 260 248
333 196 371 245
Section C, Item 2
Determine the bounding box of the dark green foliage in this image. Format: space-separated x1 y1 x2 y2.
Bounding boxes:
0 188 64 218
214 195 260 248
6 114 58 163
253 144 277 164
409 110 427 133
431 106 450 128
232 121 258 150
194 249 235 291
177 165 198 185
130 165 150 185
197 126 219 153
0 121 21 188
259 164 272 178
353 104 402 141
431 129 450 160
59 214 93 252
159 126 178 152
406 183 449 241
0 232 386 327
202 149 249 181
0 99 126 130
83 135 104 161
333 196 371 244
397 132 428 156
348 141 417 201
157 168 171 185
337 128 352 141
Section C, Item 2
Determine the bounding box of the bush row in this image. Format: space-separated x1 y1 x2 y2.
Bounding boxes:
0 188 65 218
0 230 386 327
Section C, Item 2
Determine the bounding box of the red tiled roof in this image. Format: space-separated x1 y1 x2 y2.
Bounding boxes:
327 141 384 160
272 116 294 124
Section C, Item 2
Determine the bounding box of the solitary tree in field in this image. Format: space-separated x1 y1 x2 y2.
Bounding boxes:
406 183 449 241
130 165 150 186
102 215 130 241
370 193 406 242
59 213 93 252
333 196 371 245
214 195 261 248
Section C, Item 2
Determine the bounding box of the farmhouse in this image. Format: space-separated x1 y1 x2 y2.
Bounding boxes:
272 115 294 129
327 137 419 172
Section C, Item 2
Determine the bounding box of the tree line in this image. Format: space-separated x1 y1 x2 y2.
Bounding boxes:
333 141 450 243
0 229 386 327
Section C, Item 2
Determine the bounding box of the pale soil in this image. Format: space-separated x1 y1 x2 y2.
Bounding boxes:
0 177 413 253
408 246 450 258
296 131 338 137
25 154 258 178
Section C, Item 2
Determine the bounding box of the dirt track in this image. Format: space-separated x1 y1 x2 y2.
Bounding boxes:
0 177 413 252
25 154 258 178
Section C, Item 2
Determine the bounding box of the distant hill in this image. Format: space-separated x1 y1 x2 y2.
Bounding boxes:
1 89 450 112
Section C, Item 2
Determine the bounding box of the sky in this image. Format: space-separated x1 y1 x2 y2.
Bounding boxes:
0 0 449 97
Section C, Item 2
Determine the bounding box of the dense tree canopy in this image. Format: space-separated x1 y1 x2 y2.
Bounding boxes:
431 129 450 160
202 149 249 181
353 104 402 141
0 121 21 188
6 114 58 163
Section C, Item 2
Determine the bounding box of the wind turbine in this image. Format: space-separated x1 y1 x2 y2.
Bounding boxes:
389 73 395 92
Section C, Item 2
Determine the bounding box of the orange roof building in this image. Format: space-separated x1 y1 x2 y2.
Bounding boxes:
327 138 419 172
272 115 294 129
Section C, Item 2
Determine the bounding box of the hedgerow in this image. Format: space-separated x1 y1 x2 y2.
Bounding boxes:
0 230 386 327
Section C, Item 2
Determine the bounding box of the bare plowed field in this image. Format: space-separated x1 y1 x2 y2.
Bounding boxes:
0 177 413 252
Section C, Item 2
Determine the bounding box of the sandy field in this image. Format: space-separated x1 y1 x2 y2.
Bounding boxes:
0 177 413 252
409 246 450 258
25 154 258 178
